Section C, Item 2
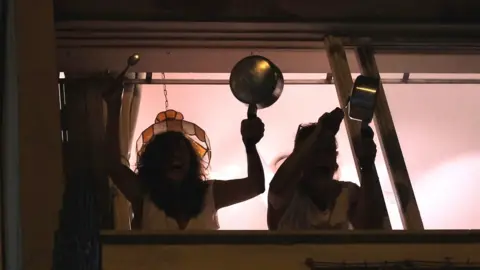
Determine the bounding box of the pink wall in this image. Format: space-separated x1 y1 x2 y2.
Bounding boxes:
129 73 480 230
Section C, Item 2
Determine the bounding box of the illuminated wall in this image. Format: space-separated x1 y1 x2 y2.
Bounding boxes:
129 73 480 230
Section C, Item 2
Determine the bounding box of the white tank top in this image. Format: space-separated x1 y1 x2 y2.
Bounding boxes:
141 182 219 230
277 183 354 230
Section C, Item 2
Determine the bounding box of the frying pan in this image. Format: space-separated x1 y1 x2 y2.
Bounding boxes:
229 55 284 119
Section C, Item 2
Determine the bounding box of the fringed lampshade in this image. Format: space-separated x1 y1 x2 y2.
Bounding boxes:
136 109 212 168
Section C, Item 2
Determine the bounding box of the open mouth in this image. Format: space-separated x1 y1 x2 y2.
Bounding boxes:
169 162 184 171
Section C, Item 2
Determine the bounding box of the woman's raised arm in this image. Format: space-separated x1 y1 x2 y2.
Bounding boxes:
104 85 141 203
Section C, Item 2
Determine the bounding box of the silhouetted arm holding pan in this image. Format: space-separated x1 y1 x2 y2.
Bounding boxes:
104 81 142 204
213 117 266 209
348 125 385 229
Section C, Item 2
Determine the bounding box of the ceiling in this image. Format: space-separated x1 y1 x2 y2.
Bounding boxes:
54 0 480 23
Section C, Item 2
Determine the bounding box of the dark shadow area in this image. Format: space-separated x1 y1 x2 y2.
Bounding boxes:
100 230 480 245
54 0 480 23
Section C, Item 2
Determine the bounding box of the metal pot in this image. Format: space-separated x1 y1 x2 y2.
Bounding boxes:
229 55 284 118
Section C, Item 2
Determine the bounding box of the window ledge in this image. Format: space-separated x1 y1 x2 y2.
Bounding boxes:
100 230 480 245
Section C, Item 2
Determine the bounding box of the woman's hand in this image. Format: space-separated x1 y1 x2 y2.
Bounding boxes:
241 117 265 147
318 107 344 135
355 125 377 168
310 107 343 150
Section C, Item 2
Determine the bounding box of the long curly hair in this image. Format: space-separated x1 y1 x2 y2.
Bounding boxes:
136 131 209 218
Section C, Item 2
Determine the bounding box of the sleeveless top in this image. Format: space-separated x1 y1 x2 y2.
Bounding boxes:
141 182 219 230
277 182 355 230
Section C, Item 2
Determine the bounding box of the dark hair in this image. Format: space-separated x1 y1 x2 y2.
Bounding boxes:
136 131 208 218
295 123 338 150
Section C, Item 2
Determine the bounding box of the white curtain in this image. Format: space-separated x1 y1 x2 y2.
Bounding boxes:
103 72 143 230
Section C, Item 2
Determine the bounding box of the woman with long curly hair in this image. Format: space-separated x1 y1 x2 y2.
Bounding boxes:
104 89 265 230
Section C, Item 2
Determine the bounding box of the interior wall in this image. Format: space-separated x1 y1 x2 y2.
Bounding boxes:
129 74 480 230
385 82 480 229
